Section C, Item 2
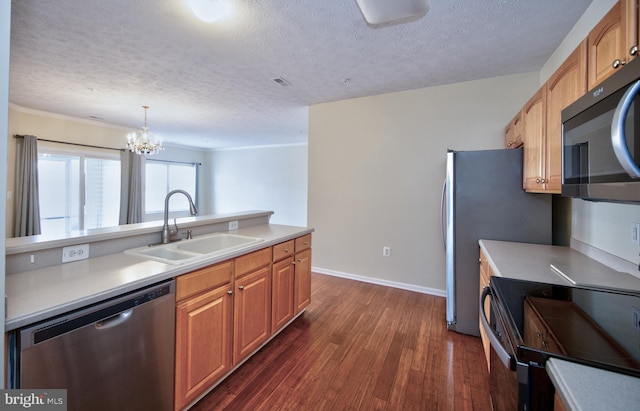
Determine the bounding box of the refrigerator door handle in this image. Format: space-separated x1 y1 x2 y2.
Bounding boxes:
440 179 447 249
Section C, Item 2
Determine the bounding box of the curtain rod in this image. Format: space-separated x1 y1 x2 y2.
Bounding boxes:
14 135 124 152
147 158 202 166
14 135 203 165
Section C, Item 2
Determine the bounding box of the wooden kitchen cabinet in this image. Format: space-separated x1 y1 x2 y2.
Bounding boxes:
504 111 523 149
522 42 586 193
272 255 295 332
173 234 311 409
587 0 638 90
271 234 312 333
522 86 547 192
544 41 587 193
294 235 312 312
233 249 272 365
175 261 233 410
478 249 492 372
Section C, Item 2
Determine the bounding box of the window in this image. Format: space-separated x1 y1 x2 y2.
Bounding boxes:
145 160 197 221
38 148 121 234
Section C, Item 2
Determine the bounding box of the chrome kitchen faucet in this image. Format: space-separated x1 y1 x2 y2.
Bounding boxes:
161 190 197 243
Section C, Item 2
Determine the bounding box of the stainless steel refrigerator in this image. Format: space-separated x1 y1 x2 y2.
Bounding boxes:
442 148 552 336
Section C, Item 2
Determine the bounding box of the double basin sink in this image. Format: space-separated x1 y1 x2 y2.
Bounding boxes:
126 233 264 265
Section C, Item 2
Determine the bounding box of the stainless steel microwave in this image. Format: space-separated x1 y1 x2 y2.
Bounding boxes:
562 56 640 203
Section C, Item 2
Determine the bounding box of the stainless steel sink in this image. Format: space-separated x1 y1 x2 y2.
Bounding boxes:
125 233 263 265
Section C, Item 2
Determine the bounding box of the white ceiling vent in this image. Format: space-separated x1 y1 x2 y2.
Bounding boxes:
272 77 292 87
355 0 429 25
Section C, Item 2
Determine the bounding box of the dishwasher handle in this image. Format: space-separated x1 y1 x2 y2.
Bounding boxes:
22 281 174 347
95 309 133 330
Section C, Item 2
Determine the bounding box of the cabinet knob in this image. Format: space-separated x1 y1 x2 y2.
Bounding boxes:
227 290 233 295
631 45 638 56
284 248 289 253
541 340 548 347
536 332 542 339
238 285 244 290
536 178 541 183
540 178 546 184
612 58 626 69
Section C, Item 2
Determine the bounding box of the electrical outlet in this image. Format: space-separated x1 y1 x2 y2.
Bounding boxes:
383 246 391 257
632 223 640 246
62 244 90 263
228 220 239 230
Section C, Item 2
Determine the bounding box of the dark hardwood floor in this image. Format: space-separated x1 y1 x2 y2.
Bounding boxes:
191 273 491 411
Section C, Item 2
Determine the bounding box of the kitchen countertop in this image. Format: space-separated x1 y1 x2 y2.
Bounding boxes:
479 239 640 291
479 239 640 411
5 223 313 331
547 358 640 411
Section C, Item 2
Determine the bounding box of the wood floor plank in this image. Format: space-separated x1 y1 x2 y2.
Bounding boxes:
190 273 490 411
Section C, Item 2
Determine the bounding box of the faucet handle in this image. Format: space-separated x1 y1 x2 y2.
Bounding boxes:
183 230 193 240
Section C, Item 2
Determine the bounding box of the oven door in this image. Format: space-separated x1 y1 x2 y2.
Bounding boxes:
480 287 524 411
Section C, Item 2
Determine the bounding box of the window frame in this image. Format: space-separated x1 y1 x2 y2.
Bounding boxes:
37 142 121 234
144 159 199 222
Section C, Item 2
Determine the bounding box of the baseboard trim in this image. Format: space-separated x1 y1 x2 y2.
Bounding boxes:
312 266 446 297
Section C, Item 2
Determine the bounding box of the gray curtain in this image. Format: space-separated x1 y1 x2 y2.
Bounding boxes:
119 151 144 224
14 135 42 237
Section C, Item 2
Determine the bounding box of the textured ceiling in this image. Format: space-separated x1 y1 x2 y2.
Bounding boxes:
9 0 594 149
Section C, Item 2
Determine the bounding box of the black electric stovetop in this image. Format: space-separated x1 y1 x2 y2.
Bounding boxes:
490 276 640 378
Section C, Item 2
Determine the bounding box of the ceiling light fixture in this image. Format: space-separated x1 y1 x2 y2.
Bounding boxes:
187 0 235 23
355 0 429 25
126 106 164 156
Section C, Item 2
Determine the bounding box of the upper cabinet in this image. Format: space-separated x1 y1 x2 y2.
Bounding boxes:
508 1 635 193
544 41 587 193
523 43 586 193
522 87 547 192
588 0 638 90
504 112 523 149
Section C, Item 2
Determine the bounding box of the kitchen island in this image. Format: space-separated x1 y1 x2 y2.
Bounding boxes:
479 239 640 411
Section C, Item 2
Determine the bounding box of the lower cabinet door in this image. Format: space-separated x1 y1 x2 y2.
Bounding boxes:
272 257 295 332
294 248 311 312
233 265 272 364
175 284 233 410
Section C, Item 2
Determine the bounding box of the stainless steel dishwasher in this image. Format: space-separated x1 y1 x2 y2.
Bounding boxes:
18 280 175 411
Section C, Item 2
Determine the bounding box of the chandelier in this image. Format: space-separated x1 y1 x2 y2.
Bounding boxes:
126 106 164 156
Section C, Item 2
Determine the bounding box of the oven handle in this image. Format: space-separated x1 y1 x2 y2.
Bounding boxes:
611 79 640 178
480 286 513 369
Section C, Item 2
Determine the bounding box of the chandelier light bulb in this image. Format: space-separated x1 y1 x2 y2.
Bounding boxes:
126 106 164 156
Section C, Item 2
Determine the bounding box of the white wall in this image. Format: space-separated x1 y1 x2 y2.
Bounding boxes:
208 144 308 227
308 72 539 293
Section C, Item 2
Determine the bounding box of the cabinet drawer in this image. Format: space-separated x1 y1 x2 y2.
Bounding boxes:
295 234 312 252
235 247 271 277
273 240 295 262
176 261 232 301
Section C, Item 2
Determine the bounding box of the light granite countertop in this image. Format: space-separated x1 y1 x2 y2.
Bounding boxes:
479 239 640 411
547 358 640 411
5 223 313 331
